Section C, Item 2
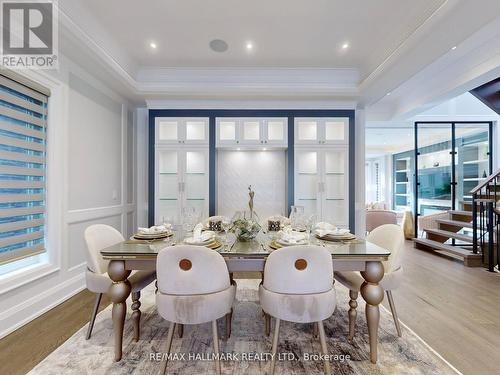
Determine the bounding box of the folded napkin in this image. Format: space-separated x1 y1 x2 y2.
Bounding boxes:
138 223 172 234
315 227 350 238
278 227 308 244
191 223 214 243
314 222 335 231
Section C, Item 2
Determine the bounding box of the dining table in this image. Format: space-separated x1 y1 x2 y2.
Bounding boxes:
100 228 390 364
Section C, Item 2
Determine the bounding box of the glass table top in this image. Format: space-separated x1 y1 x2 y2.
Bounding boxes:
101 229 390 260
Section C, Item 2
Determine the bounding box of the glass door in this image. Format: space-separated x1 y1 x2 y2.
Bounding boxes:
156 149 180 224
414 122 492 236
294 149 319 217
183 150 209 220
416 124 453 220
455 123 491 208
322 148 348 227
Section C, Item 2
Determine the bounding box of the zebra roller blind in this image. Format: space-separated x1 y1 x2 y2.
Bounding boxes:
0 73 48 265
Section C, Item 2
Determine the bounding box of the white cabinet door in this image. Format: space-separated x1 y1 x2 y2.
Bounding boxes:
155 148 209 225
156 118 182 145
295 118 320 145
263 118 288 146
295 117 349 145
294 149 320 218
184 118 209 144
240 119 262 145
182 149 209 218
323 118 348 145
216 118 240 147
321 148 349 227
156 117 208 145
155 148 182 224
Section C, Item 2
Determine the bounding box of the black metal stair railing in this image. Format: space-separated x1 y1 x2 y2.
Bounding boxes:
471 170 500 272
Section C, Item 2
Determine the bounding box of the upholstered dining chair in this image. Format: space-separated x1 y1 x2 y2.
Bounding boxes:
365 209 397 233
334 224 404 339
84 224 156 340
156 245 236 375
259 245 336 375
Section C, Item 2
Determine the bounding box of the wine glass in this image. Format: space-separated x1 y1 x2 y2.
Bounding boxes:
306 214 317 243
221 219 231 250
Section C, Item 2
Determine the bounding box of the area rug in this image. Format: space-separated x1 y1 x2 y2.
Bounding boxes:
29 280 460 375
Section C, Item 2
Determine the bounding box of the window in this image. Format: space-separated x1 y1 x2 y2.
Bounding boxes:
0 74 48 265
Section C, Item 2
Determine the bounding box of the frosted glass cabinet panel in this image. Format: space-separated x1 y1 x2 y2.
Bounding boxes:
295 117 348 145
216 117 287 147
294 147 349 227
156 117 208 145
155 148 209 224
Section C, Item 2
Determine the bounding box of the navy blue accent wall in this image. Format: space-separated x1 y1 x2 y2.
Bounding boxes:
148 109 356 231
348 112 355 232
209 117 216 216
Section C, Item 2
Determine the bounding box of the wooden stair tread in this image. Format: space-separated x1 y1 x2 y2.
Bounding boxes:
413 238 481 259
449 210 472 217
424 228 474 243
436 218 472 229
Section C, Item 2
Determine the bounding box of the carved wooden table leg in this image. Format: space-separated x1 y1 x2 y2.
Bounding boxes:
360 261 384 364
131 291 141 342
347 290 358 342
108 260 131 362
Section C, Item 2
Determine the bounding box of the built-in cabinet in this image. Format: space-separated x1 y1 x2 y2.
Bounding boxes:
294 117 348 145
155 117 209 224
216 117 287 148
294 117 349 227
156 117 209 145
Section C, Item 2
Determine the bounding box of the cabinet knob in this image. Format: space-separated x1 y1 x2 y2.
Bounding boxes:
236 141 239 143
265 140 268 143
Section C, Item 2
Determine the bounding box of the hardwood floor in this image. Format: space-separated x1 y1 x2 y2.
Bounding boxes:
1 241 500 375
383 240 500 375
0 290 110 375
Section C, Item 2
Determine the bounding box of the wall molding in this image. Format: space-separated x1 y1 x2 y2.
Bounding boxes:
0 272 85 339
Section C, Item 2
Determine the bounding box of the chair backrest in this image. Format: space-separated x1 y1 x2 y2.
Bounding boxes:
366 210 397 232
84 224 124 274
156 245 230 295
263 245 333 294
366 224 404 273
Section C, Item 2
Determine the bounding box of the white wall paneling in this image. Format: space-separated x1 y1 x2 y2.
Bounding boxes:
0 53 136 339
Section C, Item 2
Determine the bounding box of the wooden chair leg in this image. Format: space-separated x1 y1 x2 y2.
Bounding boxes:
265 313 271 336
348 290 358 342
270 318 280 375
160 322 176 375
225 308 233 340
177 323 184 338
212 320 221 375
317 321 332 375
86 293 102 340
386 290 402 337
313 322 319 338
131 291 141 342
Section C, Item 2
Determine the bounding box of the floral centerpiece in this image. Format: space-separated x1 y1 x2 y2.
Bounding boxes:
230 186 261 241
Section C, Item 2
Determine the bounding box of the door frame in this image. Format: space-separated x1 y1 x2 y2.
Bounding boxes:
413 121 493 236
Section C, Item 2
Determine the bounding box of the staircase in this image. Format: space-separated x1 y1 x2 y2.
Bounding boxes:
414 170 500 270
414 206 481 267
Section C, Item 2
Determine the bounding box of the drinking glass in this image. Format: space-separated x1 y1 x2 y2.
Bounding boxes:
221 219 231 249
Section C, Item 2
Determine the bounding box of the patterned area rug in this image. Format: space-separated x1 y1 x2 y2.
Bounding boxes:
29 280 460 375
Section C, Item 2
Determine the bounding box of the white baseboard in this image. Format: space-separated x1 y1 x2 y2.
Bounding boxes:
0 272 86 339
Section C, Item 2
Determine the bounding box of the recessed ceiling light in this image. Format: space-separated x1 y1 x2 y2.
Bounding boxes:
386 92 391 96
149 42 157 49
246 41 254 51
451 46 457 50
342 42 349 49
209 39 229 53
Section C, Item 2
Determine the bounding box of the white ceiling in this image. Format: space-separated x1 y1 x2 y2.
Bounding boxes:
57 0 500 112
72 0 445 79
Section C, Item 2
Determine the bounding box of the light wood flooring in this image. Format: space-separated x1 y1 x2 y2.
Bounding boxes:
1 240 500 374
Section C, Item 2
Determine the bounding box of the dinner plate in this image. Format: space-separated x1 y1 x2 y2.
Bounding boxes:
317 233 356 242
133 231 172 240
